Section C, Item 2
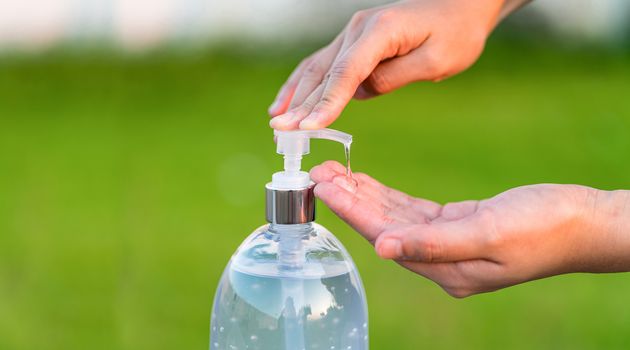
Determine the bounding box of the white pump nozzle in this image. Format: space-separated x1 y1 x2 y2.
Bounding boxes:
271 129 352 189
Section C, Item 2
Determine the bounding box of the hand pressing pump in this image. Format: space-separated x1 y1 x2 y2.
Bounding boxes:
210 129 369 350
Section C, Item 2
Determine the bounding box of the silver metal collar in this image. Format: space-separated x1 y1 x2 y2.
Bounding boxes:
265 183 316 224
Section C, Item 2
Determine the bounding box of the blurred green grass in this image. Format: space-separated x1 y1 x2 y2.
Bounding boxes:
0 43 629 350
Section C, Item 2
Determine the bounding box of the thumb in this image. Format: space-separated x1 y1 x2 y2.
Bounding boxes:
298 28 392 129
374 213 493 263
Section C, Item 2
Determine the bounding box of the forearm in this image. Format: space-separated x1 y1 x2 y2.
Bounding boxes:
580 189 630 273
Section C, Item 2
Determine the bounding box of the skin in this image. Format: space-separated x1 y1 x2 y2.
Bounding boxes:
311 161 630 297
269 0 529 130
269 0 630 297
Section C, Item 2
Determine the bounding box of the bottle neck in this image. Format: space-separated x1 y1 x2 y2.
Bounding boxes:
269 222 314 237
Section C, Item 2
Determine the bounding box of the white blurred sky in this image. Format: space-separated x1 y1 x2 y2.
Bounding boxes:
0 0 628 51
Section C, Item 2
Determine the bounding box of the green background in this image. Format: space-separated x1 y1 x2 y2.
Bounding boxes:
0 40 629 349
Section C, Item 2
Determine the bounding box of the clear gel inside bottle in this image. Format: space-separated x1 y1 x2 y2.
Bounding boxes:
210 223 368 350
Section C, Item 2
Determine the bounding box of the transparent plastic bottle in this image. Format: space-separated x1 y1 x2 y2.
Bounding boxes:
210 129 368 350
210 222 368 350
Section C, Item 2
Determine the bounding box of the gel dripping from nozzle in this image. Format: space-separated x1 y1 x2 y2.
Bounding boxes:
344 142 353 178
343 142 358 191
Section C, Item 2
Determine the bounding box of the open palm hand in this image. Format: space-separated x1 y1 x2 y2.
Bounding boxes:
310 161 625 297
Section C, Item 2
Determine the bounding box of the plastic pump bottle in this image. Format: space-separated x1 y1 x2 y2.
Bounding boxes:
210 129 368 350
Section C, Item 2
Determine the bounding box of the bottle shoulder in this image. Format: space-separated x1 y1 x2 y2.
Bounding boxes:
229 222 358 279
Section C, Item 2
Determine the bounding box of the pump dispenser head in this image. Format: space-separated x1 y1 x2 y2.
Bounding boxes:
272 129 352 190
266 128 352 224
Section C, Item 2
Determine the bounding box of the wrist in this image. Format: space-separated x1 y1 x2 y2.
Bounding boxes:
499 0 532 21
578 188 630 273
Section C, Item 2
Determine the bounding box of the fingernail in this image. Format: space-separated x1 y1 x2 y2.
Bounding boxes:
268 100 280 115
299 113 322 130
269 113 290 128
377 238 402 259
